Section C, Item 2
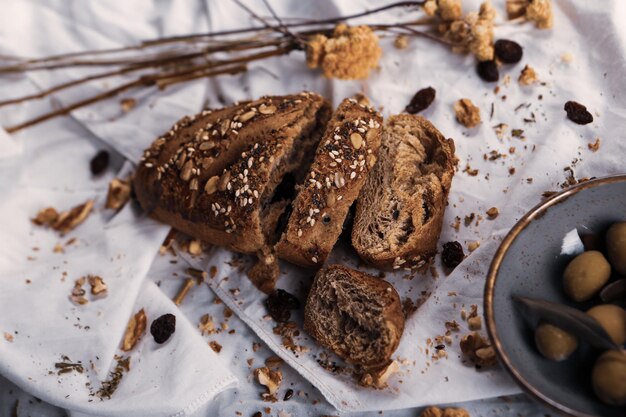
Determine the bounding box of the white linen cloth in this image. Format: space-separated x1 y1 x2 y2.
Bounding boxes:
1 0 625 415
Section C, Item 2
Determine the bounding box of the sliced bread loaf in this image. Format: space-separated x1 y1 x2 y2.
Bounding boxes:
351 114 455 270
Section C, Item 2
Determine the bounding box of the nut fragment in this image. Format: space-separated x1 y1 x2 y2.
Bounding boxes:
198 141 216 151
88 275 108 298
350 132 363 149
486 207 499 219
32 207 59 226
204 176 219 194
121 309 147 352
254 366 282 395
460 332 496 368
42 200 94 235
180 160 194 181
105 178 131 210
238 110 256 122
468 315 482 330
188 239 203 256
359 360 400 388
217 172 231 192
258 104 277 115
454 98 481 128
70 278 88 305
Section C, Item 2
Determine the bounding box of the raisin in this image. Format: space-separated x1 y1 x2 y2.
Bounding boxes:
405 87 436 114
252 413 262 417
283 388 294 401
150 313 176 344
265 289 300 323
494 39 523 64
90 150 110 176
442 241 465 269
564 101 593 125
476 60 499 82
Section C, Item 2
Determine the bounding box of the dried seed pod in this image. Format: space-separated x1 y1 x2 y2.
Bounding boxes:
150 313 176 344
405 87 436 114
476 60 499 82
564 101 593 125
494 39 523 64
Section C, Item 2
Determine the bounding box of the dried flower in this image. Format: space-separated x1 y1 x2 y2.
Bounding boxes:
441 2 496 61
393 34 409 49
305 24 381 80
424 0 463 21
506 0 553 29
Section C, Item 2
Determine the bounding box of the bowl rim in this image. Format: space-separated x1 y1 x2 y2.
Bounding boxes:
484 174 626 417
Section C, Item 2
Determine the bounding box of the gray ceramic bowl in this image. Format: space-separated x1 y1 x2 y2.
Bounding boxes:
485 175 626 417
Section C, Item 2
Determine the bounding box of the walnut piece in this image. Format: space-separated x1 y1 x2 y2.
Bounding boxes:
254 366 282 395
53 200 94 235
70 277 88 305
32 207 59 226
121 309 147 352
454 99 481 128
105 178 131 210
88 275 108 298
359 360 401 388
460 332 497 368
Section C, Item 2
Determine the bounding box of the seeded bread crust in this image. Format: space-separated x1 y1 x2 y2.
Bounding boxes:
304 265 404 369
275 97 382 268
134 92 331 256
351 114 456 271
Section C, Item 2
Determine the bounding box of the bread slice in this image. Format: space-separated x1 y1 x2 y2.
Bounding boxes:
304 265 404 368
134 92 331 258
275 96 382 268
351 114 455 270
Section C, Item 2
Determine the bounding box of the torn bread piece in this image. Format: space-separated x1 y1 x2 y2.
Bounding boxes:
275 96 382 268
304 265 404 369
352 114 455 270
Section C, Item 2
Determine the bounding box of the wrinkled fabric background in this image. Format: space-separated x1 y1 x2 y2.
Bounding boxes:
0 0 625 416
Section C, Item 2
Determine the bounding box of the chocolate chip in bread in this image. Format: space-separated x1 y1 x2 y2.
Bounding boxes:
351 114 456 270
304 265 404 369
275 96 382 268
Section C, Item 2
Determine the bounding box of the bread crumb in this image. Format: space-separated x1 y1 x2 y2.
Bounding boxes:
454 99 481 128
518 65 538 85
199 314 217 335
493 123 508 139
526 0 553 29
105 177 131 210
4 332 14 343
587 137 601 152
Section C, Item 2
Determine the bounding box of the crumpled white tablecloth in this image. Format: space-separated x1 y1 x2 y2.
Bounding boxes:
1 0 625 415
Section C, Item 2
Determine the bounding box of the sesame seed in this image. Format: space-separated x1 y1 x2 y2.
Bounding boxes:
350 171 356 179
144 163 153 168
297 229 302 237
311 257 318 263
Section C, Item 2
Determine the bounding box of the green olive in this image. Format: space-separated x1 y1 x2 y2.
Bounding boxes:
534 323 578 361
592 349 626 406
587 304 626 345
606 222 626 275
563 251 611 302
